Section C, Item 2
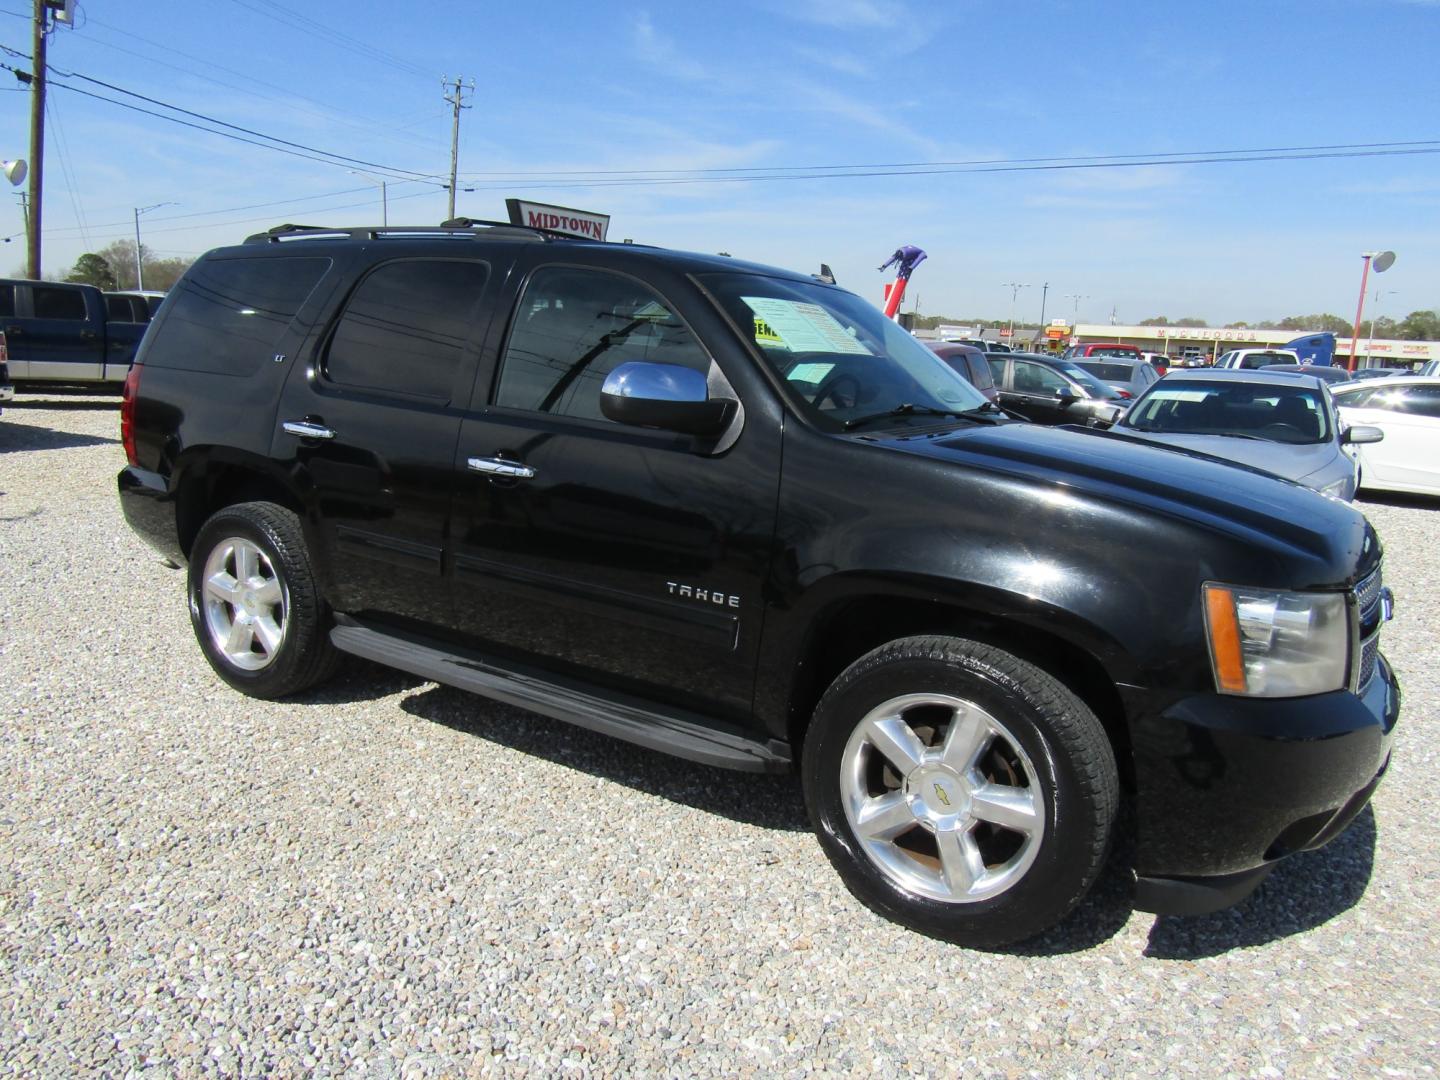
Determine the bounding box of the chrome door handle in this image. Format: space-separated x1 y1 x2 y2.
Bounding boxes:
467 456 536 479
282 420 336 440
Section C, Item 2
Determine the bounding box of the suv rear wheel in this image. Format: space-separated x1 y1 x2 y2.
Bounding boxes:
187 501 339 699
802 635 1119 947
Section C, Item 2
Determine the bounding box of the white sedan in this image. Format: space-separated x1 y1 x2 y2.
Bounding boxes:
1333 376 1440 497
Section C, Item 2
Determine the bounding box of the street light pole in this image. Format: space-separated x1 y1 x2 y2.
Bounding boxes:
349 170 388 225
1347 250 1395 372
132 202 176 290
1364 289 1397 361
1002 282 1030 343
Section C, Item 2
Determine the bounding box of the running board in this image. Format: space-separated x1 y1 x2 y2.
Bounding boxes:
329 623 792 774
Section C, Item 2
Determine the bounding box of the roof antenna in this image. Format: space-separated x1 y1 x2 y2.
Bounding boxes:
813 263 836 284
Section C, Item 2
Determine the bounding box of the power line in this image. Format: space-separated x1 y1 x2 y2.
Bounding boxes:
226 0 432 81
453 138 1440 180
77 14 444 156
0 47 446 183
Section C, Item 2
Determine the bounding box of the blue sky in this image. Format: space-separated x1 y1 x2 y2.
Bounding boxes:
1 0 1437 325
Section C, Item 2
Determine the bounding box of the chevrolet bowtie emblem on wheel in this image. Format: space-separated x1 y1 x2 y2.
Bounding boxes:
933 782 952 808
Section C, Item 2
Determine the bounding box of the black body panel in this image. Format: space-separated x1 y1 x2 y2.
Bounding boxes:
116 226 1401 916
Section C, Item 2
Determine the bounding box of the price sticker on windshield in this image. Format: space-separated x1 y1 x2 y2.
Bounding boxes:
742 297 873 355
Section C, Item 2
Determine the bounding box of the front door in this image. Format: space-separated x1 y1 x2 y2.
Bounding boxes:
11 283 102 380
448 260 780 724
1002 357 1076 424
273 255 499 634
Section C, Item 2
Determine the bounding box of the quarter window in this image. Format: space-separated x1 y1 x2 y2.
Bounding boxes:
495 266 709 421
324 260 488 399
144 256 331 375
0 285 14 318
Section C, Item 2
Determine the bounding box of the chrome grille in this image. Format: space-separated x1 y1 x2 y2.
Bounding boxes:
1355 568 1383 621
1352 566 1385 691
1357 635 1380 690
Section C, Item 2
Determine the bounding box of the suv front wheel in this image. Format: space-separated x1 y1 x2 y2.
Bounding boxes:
187 501 339 699
802 635 1119 948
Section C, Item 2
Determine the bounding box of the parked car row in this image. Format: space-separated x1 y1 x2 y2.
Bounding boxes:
927 336 1440 501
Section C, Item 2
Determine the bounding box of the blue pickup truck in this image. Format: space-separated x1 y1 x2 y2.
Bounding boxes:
0 278 151 387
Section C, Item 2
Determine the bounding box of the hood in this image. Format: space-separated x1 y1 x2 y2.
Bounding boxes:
1106 431 1342 487
863 420 1376 580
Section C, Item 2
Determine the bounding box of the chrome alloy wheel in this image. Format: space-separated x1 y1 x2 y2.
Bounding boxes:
840 693 1046 903
200 537 287 671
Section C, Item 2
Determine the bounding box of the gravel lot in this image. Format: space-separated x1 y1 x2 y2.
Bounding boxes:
1 395 1437 1077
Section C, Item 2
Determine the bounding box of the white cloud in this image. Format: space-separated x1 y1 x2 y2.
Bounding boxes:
630 12 711 82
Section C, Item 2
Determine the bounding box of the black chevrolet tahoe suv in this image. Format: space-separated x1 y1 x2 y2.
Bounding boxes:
118 221 1400 947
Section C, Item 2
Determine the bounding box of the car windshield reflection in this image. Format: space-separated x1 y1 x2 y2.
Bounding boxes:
1122 380 1332 444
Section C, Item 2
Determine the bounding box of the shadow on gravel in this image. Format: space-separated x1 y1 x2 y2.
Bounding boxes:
1357 491 1440 511
6 395 120 411
0 424 119 453
398 682 811 832
294 656 428 705
1143 806 1376 960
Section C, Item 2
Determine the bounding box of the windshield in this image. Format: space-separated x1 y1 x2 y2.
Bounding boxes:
1086 346 1139 358
700 272 989 430
1120 379 1332 444
1053 361 1122 399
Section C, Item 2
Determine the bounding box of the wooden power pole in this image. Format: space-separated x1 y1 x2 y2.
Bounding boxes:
26 0 48 279
442 76 472 220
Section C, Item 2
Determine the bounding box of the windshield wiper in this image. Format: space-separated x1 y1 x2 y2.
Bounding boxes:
843 403 965 430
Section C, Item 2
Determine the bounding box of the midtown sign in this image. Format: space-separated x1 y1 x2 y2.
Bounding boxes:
505 199 610 241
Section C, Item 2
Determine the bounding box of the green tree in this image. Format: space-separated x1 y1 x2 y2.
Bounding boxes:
1138 316 1170 326
1277 314 1352 335
64 252 118 289
93 239 193 292
1396 310 1440 340
1175 317 1209 327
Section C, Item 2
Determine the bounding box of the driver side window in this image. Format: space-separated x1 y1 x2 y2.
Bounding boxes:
495 267 710 421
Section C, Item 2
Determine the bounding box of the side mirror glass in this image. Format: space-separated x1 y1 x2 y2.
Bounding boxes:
600 361 735 436
1342 424 1384 446
1054 387 1078 404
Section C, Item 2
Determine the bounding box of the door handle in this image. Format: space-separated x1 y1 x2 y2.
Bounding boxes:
467 456 536 480
80 329 98 341
4 326 21 335
282 420 336 440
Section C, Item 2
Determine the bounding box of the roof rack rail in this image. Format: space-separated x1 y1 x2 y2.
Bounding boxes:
243 219 565 245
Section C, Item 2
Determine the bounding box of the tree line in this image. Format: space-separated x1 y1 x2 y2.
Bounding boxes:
5 242 195 292
916 310 1440 341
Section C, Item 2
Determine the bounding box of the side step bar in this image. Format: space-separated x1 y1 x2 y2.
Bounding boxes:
330 622 792 774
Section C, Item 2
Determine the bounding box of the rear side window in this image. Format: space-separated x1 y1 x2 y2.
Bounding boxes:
144 257 330 375
106 296 144 322
323 260 488 400
33 286 87 320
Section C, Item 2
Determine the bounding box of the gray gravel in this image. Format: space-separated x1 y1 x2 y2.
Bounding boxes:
1 394 1437 1077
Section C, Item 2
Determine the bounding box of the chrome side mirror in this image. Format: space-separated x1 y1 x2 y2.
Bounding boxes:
600 361 735 436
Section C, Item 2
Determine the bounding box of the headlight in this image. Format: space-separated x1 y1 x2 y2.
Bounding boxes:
1202 584 1349 697
1318 478 1350 499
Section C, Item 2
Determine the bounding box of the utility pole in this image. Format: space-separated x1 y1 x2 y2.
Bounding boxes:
1037 282 1049 329
26 0 48 279
442 75 473 220
1001 282 1030 343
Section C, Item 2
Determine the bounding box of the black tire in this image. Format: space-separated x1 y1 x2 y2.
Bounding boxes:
186 501 340 700
801 635 1119 948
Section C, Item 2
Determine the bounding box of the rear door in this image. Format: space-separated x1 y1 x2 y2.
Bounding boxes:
273 253 503 634
447 253 781 724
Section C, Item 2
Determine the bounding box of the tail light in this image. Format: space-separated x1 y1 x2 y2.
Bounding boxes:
120 363 143 465
1116 389 1134 399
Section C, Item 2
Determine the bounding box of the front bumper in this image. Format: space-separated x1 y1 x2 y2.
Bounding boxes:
1128 651 1399 915
118 465 185 565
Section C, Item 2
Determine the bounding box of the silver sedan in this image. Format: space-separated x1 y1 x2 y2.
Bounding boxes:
1111 368 1383 500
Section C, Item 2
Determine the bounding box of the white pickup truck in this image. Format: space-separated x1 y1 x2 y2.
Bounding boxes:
1213 347 1301 370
